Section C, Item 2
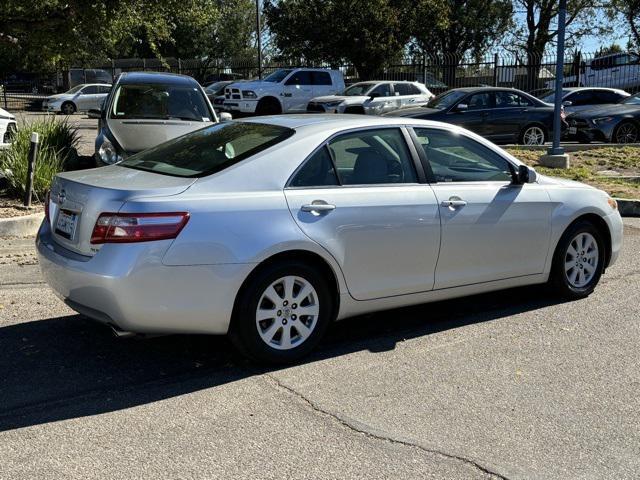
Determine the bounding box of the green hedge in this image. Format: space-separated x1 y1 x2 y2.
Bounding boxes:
0 117 79 202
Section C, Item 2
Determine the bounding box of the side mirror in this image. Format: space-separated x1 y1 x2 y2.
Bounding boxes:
218 112 232 122
456 103 468 112
516 164 537 184
562 100 573 106
88 109 102 119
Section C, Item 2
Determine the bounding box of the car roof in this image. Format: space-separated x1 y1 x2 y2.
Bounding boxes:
118 71 200 86
562 87 628 93
449 86 529 93
78 83 112 87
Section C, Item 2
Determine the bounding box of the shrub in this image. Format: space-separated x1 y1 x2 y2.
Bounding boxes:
0 117 78 202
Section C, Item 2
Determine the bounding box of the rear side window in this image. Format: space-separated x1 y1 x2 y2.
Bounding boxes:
119 122 294 177
495 91 532 107
312 71 332 86
393 83 412 96
290 146 339 187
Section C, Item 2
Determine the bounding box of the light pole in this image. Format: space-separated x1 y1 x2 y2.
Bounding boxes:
549 0 567 156
256 0 263 80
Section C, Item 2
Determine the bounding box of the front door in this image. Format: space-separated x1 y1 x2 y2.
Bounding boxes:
283 71 314 112
75 85 99 111
446 91 492 136
284 127 441 300
412 127 552 289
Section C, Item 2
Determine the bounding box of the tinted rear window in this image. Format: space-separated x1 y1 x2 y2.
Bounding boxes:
119 122 295 177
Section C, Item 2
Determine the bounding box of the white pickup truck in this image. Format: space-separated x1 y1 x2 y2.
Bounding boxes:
223 68 345 115
547 53 640 91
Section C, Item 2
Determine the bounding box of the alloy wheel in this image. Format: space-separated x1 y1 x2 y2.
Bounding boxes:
522 126 545 145
62 103 75 115
615 123 638 144
564 232 599 288
255 275 320 350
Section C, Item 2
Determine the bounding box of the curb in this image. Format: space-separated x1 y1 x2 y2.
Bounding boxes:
615 198 640 217
504 143 640 152
0 212 44 237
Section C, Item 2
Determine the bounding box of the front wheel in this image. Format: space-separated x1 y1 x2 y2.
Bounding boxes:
230 261 333 364
613 121 639 144
549 220 605 299
519 125 546 145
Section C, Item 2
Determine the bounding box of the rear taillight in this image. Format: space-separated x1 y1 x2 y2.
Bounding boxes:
90 212 190 244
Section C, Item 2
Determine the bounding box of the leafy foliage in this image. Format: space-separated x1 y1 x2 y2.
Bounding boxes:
0 117 78 200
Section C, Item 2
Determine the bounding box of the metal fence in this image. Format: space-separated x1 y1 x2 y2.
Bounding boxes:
2 51 639 111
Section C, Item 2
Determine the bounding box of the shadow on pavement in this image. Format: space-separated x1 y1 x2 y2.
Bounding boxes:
0 285 568 432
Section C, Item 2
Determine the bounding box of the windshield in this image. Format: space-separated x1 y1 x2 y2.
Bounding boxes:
343 83 377 96
66 85 84 94
110 84 211 121
623 93 640 105
263 69 294 83
205 82 228 94
427 90 468 110
119 121 295 177
541 89 570 102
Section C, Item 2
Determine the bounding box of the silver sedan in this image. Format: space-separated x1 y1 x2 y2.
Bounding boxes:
37 115 623 363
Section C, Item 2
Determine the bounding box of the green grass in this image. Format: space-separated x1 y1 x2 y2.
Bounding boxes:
0 117 78 202
505 147 640 198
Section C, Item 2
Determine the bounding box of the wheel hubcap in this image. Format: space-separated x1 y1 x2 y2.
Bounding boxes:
564 232 598 288
523 127 544 145
256 276 319 350
616 124 638 143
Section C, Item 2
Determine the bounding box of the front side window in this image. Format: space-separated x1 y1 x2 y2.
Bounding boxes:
427 90 467 110
263 69 293 83
465 92 492 110
567 91 595 106
369 83 392 97
111 84 211 121
413 128 513 183
343 82 377 96
119 122 294 178
327 128 417 185
82 86 98 95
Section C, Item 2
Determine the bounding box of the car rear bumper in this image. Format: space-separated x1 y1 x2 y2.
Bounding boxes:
36 220 254 335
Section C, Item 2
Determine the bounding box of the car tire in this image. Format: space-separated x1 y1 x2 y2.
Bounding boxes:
549 220 605 299
61 102 76 115
229 260 334 364
519 124 547 145
613 121 639 144
256 97 282 116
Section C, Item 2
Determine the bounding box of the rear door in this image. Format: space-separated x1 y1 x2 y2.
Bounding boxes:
284 127 441 300
311 71 334 98
283 71 314 112
490 91 532 141
412 127 552 289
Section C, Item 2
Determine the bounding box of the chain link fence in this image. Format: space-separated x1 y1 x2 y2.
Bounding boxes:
2 51 639 111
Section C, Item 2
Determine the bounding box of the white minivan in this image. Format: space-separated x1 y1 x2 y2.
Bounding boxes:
223 68 345 115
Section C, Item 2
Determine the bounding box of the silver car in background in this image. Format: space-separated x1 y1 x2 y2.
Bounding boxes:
307 81 433 115
37 115 623 363
43 83 112 115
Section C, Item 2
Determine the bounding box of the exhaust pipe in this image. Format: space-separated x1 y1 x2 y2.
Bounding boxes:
110 324 137 338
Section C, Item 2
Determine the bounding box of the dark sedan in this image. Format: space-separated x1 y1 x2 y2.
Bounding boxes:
567 93 640 144
384 87 558 145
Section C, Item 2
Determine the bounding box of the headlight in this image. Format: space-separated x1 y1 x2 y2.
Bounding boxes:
242 90 257 99
592 117 613 125
98 139 121 165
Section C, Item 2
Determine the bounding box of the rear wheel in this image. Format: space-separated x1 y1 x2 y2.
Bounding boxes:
256 97 282 116
61 102 76 115
549 220 605 299
519 125 546 145
613 121 639 144
230 261 333 364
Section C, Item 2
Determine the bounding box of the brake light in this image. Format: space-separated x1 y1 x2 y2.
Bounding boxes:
90 212 190 244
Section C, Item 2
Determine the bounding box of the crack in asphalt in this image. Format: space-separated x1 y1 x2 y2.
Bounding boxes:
264 373 509 480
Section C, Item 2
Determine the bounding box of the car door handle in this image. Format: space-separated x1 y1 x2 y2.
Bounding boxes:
441 199 467 208
301 203 336 213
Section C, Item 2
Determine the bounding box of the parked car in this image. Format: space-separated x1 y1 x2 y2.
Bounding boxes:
540 87 630 114
548 53 640 91
307 81 433 115
90 72 224 165
223 68 345 115
384 87 560 145
204 80 235 111
0 107 17 146
43 84 112 115
37 115 622 363
566 92 640 143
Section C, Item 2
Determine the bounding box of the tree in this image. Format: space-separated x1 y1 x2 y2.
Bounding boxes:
263 0 413 79
607 0 640 51
410 0 513 86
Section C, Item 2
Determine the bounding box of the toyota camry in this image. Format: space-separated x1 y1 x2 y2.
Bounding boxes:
37 115 623 363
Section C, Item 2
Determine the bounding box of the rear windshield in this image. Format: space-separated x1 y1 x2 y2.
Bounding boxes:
119 121 295 177
111 83 211 121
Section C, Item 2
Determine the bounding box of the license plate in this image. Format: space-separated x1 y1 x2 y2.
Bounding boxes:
55 210 78 239
569 127 577 135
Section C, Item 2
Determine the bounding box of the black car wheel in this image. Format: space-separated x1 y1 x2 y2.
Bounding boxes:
520 125 546 145
613 121 639 144
61 102 76 115
256 97 282 116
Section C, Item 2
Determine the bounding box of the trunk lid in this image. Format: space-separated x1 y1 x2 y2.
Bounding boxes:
109 119 212 154
48 165 196 256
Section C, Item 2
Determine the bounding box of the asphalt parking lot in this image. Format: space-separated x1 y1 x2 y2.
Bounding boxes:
0 219 639 479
